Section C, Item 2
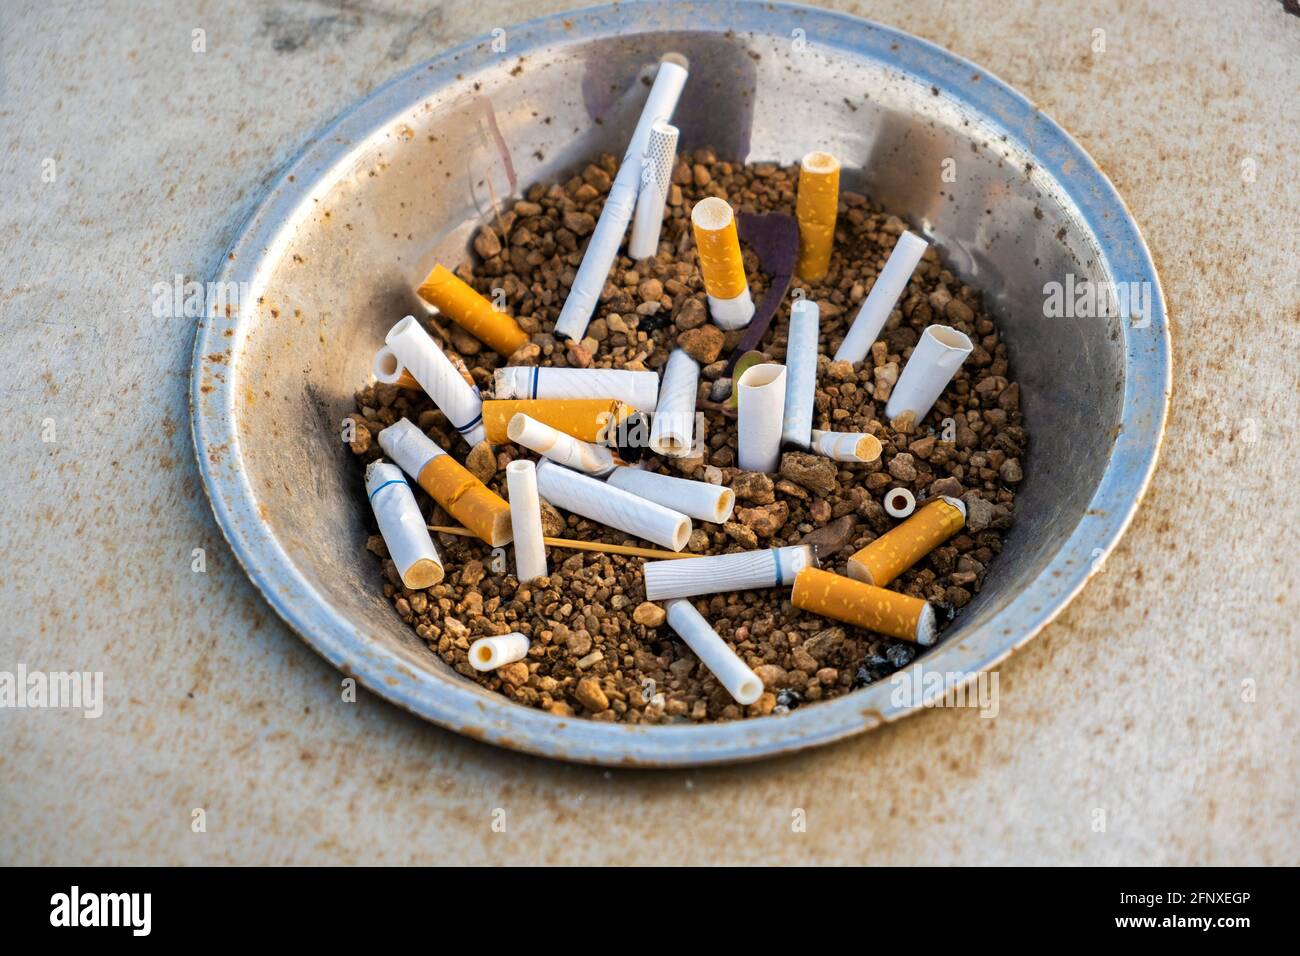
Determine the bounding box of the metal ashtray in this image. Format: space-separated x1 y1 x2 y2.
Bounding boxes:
190 1 1170 766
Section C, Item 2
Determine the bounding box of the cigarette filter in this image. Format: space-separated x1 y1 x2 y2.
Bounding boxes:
780 298 820 449
468 632 530 672
507 413 615 475
795 151 840 282
885 324 974 424
792 566 936 645
883 487 917 519
628 121 679 260
809 429 883 463
416 264 529 357
606 466 735 524
553 57 690 343
649 348 699 457
494 366 659 412
372 345 421 390
364 461 444 589
737 363 787 473
505 460 548 583
691 197 755 329
833 231 929 364
535 459 691 551
385 315 486 447
644 545 814 601
665 599 763 705
481 398 634 445
847 495 966 587
378 418 513 547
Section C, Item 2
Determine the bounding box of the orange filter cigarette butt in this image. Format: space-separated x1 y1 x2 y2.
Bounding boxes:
791 566 936 645
482 398 633 445
417 264 529 357
378 419 513 547
795 151 840 282
691 197 754 329
846 496 966 587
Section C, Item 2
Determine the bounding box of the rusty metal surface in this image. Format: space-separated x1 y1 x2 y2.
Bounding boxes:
1 0 1296 861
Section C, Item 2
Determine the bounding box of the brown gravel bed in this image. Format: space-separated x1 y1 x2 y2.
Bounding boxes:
346 148 1024 723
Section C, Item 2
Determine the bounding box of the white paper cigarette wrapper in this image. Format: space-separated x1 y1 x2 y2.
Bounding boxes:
508 413 615 475
377 416 441 476
553 59 689 343
535 459 691 551
364 462 443 589
665 600 763 705
629 121 679 260
607 466 735 524
737 363 787 473
781 299 820 449
809 429 882 463
494 366 659 412
644 545 814 601
468 632 530 672
649 348 699 457
885 324 974 423
385 315 486 447
833 230 929 364
506 460 548 583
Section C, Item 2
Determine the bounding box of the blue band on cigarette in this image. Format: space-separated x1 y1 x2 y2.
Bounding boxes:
455 412 483 435
368 479 406 501
530 365 540 400
772 548 783 586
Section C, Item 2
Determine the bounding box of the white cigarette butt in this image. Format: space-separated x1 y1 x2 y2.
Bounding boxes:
385 315 486 447
644 545 814 601
506 460 548 583
508 413 615 475
606 466 735 524
781 299 820 449
493 366 660 412
649 348 699 458
737 363 787 473
468 633 530 671
665 600 764 705
834 231 929 364
534 459 691 552
364 461 443 589
885 324 974 424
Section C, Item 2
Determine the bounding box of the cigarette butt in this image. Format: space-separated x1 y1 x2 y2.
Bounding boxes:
386 315 486 447
481 398 634 445
781 299 820 449
665 599 764 705
468 632 530 671
507 412 615 475
885 324 974 424
506 460 547 583
809 429 882 463
494 366 660 412
834 231 928 364
846 496 966 587
791 566 936 645
372 345 422 390
365 462 444 589
379 419 512 547
795 151 840 282
691 197 754 329
649 348 699 457
736 363 786 473
417 264 529 357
